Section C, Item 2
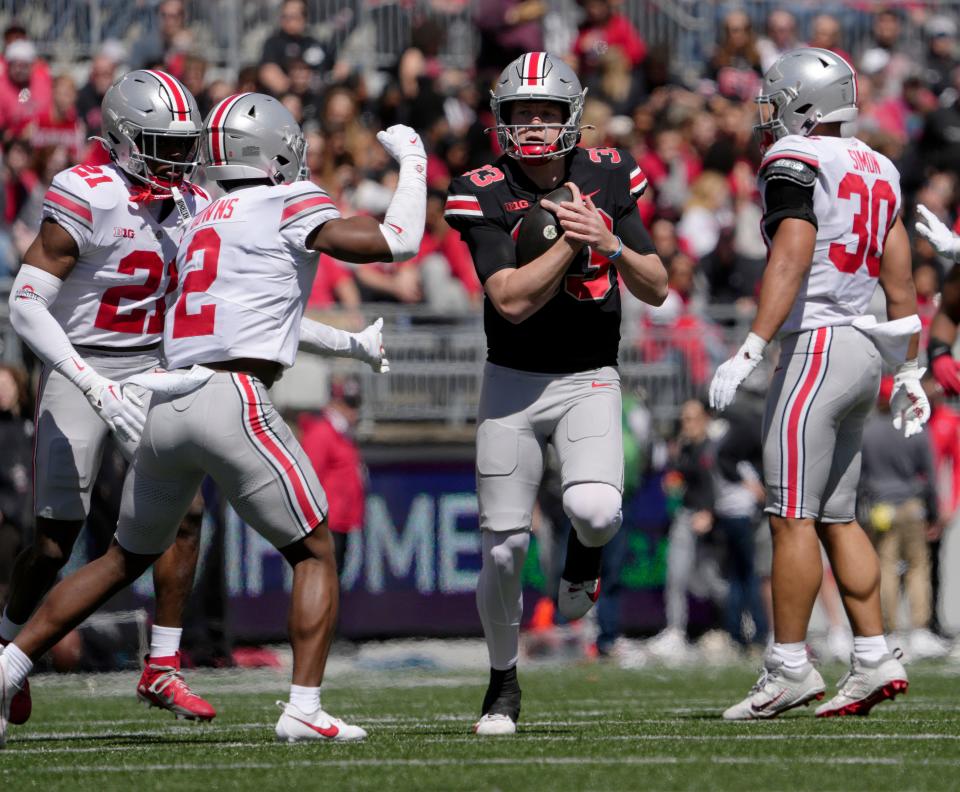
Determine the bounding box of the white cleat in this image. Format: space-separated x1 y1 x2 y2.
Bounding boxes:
474 713 517 736
723 658 825 720
815 652 909 717
557 577 600 621
646 627 694 664
274 701 368 743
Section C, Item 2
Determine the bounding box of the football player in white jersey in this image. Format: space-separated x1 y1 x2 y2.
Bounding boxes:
709 49 929 719
3 70 218 723
0 94 424 747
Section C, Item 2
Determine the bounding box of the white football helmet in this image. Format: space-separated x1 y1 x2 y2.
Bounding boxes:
99 69 202 188
754 47 858 151
489 51 586 161
202 93 305 185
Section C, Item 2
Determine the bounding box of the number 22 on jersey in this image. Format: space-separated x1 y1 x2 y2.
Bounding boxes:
172 228 220 338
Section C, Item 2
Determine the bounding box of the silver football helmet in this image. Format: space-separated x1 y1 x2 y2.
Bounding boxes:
490 51 586 161
754 47 858 151
202 93 305 185
99 69 202 188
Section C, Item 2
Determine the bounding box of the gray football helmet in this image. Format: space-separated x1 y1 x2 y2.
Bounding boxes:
202 93 305 185
99 69 202 187
490 51 586 161
754 47 858 151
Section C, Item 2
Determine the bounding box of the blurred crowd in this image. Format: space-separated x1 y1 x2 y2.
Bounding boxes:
3 0 960 660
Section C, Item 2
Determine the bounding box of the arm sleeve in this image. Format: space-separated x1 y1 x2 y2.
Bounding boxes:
279 183 341 254
761 178 817 238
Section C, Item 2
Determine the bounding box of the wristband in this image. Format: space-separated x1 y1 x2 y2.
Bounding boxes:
603 236 623 261
928 337 953 361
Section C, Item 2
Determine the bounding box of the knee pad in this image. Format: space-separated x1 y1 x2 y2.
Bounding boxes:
563 483 623 548
483 530 530 577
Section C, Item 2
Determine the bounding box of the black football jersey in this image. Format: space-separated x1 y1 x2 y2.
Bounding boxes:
445 147 653 374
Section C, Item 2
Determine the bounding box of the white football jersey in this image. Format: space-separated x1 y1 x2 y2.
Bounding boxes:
759 134 902 334
163 181 340 369
41 162 211 348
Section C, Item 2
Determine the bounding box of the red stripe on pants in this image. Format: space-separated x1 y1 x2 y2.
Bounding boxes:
237 374 320 527
785 328 828 518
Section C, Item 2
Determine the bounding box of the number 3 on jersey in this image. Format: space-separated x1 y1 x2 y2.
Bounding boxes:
828 175 896 277
172 228 220 338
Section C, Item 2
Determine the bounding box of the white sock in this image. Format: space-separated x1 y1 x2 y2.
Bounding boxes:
1 642 33 689
476 531 530 670
290 684 321 714
149 626 183 659
853 635 889 663
0 610 24 643
771 641 808 671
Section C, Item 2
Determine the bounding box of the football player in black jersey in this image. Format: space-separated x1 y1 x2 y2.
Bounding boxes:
444 51 667 736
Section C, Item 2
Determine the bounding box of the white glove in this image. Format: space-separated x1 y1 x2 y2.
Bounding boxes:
890 359 931 438
376 124 426 162
915 204 960 261
350 317 390 373
83 375 145 444
708 332 767 412
125 365 215 396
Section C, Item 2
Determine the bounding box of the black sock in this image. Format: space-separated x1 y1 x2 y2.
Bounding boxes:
561 530 603 583
481 666 521 718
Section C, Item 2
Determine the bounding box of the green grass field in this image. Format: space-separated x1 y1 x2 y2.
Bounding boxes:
2 661 959 791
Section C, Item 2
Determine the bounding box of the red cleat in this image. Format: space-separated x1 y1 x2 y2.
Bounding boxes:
136 652 216 721
8 677 31 725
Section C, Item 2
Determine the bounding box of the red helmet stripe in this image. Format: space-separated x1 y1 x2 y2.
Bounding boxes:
208 93 250 166
148 70 189 120
526 51 542 86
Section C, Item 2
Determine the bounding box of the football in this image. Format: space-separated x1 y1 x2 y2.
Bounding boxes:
515 185 574 265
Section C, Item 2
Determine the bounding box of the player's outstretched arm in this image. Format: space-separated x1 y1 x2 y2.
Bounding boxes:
309 124 427 264
9 219 145 442
298 316 390 373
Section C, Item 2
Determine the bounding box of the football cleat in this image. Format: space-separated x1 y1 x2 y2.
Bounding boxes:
815 652 909 717
557 577 600 621
723 657 825 720
274 701 367 742
7 677 30 726
474 713 517 736
136 653 216 721
475 667 521 736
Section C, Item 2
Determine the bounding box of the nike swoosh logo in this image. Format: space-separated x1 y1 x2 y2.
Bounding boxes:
289 715 339 738
585 189 601 199
751 690 786 713
408 137 418 144
591 381 613 388
387 222 403 234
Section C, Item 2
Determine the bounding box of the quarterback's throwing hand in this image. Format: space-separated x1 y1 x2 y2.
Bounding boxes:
890 360 931 438
708 333 767 412
915 204 960 261
376 125 426 162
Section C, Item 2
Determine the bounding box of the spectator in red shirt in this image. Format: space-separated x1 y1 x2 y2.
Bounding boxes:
300 377 366 575
0 39 53 142
28 75 84 161
574 0 647 79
